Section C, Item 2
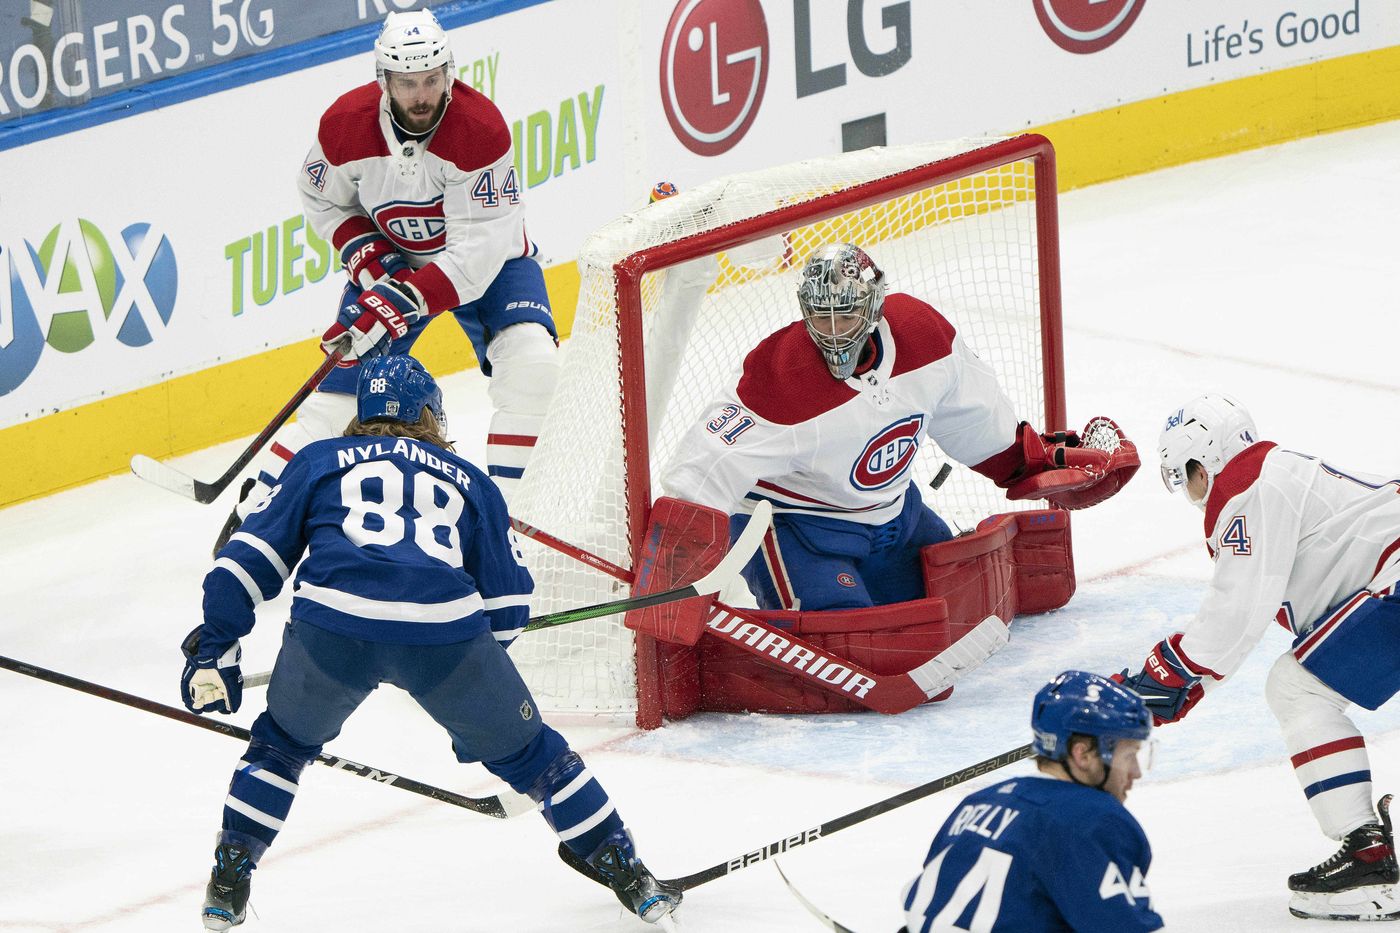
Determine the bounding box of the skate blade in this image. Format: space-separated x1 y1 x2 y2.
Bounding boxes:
1289 884 1400 921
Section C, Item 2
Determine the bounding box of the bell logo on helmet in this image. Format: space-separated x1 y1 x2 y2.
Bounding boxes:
1164 409 1185 431
850 415 924 491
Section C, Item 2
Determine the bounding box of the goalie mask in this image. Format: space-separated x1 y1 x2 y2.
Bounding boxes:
375 10 454 136
797 243 886 380
1158 393 1257 510
358 355 447 430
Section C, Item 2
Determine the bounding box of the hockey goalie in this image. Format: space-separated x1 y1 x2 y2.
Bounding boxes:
629 242 1139 718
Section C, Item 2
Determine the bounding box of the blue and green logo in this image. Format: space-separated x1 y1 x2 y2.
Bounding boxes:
0 219 178 396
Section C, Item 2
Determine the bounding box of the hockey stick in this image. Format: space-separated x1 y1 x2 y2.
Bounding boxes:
509 516 634 584
130 345 346 504
0 654 537 820
774 862 858 933
519 501 772 634
559 742 1033 892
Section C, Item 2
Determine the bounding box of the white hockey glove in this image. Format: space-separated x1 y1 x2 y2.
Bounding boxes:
180 626 243 715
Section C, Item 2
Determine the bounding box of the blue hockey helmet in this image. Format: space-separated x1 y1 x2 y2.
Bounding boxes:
357 355 446 427
1031 670 1152 767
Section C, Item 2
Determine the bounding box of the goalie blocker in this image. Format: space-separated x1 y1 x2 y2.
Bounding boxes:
626 497 1075 719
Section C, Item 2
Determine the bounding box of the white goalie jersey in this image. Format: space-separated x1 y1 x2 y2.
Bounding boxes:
1181 442 1400 684
661 294 1021 526
297 80 532 315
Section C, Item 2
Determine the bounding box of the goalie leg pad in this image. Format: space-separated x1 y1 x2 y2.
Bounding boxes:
696 598 953 714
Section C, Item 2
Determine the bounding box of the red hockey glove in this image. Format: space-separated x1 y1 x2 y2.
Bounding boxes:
1114 634 1206 725
320 278 426 364
1002 418 1139 510
341 233 412 290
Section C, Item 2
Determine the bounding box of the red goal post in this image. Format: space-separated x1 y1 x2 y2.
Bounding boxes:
510 134 1066 728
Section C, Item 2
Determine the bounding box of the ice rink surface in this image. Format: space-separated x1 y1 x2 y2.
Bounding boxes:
4 120 1400 931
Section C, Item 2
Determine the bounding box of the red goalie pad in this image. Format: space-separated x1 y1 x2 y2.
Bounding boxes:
624 497 730 646
697 598 954 714
921 508 1075 624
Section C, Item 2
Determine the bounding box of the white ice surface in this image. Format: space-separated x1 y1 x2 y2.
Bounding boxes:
4 120 1400 932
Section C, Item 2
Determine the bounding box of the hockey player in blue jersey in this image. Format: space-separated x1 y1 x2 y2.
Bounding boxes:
901 671 1162 932
180 356 679 930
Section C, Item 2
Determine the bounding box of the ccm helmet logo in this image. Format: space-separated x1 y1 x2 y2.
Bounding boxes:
373 199 447 255
660 0 769 156
850 414 924 490
1034 0 1145 54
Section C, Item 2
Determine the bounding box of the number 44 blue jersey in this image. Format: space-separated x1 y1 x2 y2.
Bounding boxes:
902 776 1163 932
202 435 533 650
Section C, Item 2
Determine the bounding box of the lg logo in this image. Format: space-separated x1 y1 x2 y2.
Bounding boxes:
660 0 770 156
1034 0 1145 54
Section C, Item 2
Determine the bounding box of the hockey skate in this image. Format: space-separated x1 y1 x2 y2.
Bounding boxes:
585 831 683 924
202 841 253 931
1288 794 1400 921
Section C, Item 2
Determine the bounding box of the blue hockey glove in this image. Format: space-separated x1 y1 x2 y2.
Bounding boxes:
181 625 243 715
320 277 425 364
1114 634 1205 725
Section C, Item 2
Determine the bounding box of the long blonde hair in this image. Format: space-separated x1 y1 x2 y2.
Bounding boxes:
344 408 454 451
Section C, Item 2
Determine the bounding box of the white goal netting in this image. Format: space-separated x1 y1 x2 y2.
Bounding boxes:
510 135 1062 722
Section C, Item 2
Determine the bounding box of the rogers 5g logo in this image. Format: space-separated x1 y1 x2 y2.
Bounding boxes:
660 0 770 156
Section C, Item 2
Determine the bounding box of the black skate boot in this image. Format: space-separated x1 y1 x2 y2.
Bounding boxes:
1288 794 1400 920
585 831 682 924
202 841 254 931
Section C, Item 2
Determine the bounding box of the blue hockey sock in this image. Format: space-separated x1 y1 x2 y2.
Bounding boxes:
530 750 627 860
220 740 308 852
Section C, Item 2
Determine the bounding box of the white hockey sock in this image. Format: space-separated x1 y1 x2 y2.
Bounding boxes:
1266 651 1376 839
484 322 559 499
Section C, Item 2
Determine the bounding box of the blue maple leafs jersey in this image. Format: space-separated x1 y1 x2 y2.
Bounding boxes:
201 435 533 649
902 776 1163 933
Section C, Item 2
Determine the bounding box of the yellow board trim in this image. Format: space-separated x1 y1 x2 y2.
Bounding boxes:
3 46 1399 507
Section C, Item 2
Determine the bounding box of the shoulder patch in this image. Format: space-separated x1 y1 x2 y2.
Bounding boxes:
736 321 857 424
427 82 512 172
318 83 389 165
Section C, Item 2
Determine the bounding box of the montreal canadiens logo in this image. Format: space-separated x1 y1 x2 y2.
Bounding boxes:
373 199 447 255
1033 0 1145 54
836 572 857 588
850 414 924 491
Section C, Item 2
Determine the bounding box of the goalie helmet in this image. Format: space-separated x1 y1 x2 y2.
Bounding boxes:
1158 393 1257 508
375 10 454 132
358 355 446 428
797 243 886 380
1032 670 1152 768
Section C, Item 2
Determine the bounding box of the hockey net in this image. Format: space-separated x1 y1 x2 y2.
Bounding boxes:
510 135 1064 727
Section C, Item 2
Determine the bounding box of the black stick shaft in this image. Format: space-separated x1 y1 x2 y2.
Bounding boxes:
665 743 1033 890
193 349 343 502
0 654 512 819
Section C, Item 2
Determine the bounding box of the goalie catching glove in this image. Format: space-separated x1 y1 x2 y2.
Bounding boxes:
1114 633 1206 725
180 626 244 715
997 417 1140 510
321 277 427 364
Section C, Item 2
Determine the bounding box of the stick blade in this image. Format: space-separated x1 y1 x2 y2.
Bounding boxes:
130 454 198 500
691 499 772 596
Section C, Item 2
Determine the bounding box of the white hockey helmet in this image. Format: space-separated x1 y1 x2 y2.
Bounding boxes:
1158 394 1257 508
375 10 454 78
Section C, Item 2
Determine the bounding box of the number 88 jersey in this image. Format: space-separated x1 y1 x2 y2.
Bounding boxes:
203 435 532 650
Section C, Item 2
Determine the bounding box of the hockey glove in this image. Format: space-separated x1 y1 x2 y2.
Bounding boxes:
180 625 243 715
341 233 412 290
1002 418 1139 510
320 277 426 364
1114 634 1206 725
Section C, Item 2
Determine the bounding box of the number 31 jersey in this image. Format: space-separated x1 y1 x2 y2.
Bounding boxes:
902 776 1163 933
202 436 533 649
